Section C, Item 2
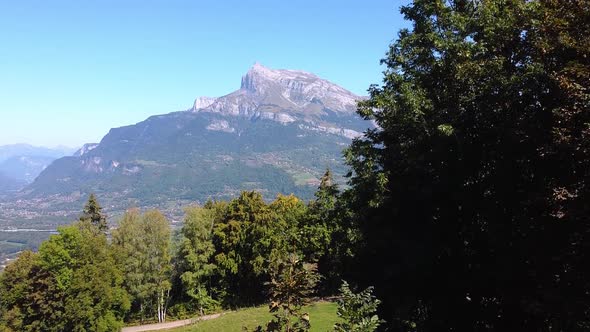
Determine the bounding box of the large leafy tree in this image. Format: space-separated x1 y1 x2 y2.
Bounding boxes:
112 209 172 323
213 191 277 306
178 206 217 315
0 250 37 331
269 194 307 260
211 192 307 307
346 0 589 330
0 223 129 332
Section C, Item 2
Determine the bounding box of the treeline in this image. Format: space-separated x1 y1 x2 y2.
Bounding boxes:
0 171 359 331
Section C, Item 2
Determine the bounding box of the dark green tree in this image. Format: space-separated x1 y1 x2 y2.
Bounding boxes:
79 193 108 232
345 0 589 330
210 192 312 307
302 169 358 294
213 191 276 306
301 169 339 261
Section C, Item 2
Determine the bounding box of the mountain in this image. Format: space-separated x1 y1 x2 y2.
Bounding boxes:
0 145 77 193
0 172 25 194
0 144 76 163
5 64 369 223
0 155 57 183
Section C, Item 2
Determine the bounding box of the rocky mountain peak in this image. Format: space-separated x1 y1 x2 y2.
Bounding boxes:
240 63 319 94
193 64 361 117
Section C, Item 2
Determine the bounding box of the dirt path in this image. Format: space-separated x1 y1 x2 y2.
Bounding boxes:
121 313 223 332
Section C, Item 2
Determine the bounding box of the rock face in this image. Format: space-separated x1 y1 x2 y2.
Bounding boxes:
12 64 370 220
74 143 99 157
192 63 363 138
193 97 217 110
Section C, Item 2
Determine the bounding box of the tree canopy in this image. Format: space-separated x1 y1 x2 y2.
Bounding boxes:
345 0 589 330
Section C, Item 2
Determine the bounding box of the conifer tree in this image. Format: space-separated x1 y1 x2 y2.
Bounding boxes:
79 193 108 232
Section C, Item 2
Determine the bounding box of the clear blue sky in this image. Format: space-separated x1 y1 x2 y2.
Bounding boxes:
0 0 408 147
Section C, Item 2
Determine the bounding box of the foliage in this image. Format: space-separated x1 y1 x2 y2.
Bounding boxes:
212 191 288 306
345 0 590 330
301 169 358 294
0 250 37 331
301 170 338 261
258 254 320 332
112 209 172 323
0 223 129 331
179 206 218 315
333 281 382 332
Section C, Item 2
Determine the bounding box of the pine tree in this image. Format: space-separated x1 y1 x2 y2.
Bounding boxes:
79 193 108 232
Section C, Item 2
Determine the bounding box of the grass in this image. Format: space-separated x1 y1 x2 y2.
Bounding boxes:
166 301 338 332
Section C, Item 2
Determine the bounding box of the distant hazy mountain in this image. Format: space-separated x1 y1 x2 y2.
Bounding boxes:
0 172 26 194
13 64 369 219
0 144 76 163
0 155 57 183
0 145 77 192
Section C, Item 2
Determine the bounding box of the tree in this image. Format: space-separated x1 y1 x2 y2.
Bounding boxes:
301 169 357 294
213 191 276 306
345 0 589 330
0 250 37 331
112 209 172 323
333 281 383 332
260 254 320 332
178 206 217 315
268 194 307 262
61 222 130 331
0 223 129 331
111 209 145 321
301 170 338 261
79 193 108 232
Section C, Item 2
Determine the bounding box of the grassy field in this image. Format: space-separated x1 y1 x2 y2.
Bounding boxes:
166 301 338 332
